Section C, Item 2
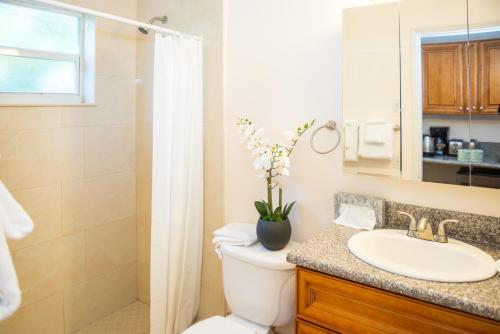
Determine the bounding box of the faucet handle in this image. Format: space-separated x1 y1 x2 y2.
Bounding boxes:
434 219 459 243
417 217 429 231
397 211 417 231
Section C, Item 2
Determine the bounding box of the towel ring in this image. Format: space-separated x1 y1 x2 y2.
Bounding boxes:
310 120 342 154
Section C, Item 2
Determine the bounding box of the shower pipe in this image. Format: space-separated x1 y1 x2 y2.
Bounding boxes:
27 0 202 40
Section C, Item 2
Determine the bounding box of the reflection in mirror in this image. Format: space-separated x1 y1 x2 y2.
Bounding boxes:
399 0 471 184
420 32 471 186
467 0 500 189
342 0 401 177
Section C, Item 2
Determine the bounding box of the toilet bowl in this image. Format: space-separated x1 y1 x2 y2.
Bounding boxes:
183 241 297 334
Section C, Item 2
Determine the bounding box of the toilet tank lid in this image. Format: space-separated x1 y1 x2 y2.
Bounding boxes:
222 241 298 270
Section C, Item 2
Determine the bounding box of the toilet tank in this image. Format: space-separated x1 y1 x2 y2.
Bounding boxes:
221 242 297 327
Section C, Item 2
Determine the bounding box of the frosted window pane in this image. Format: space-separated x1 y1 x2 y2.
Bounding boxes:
0 55 77 93
0 2 80 54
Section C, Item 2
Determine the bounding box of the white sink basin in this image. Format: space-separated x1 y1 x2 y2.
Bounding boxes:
348 229 497 283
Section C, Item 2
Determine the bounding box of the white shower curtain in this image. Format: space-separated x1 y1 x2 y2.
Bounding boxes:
150 33 203 334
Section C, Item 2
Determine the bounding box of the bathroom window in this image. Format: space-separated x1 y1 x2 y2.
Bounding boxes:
0 1 95 105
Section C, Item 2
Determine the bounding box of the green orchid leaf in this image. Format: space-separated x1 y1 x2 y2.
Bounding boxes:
273 206 282 216
254 201 268 218
283 201 296 219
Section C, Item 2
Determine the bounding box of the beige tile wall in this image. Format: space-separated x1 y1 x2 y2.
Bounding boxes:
135 0 225 318
0 1 139 333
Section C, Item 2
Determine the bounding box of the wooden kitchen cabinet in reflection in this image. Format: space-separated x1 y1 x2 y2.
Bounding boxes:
478 40 500 114
422 39 500 115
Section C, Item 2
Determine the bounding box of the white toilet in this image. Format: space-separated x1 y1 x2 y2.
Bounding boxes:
183 241 297 334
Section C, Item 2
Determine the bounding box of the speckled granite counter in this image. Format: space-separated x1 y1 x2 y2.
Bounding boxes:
286 225 500 321
423 155 500 169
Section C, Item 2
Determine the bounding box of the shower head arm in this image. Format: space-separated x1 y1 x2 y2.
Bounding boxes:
149 16 168 25
138 15 168 34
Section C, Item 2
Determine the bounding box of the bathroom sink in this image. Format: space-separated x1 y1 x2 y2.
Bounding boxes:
348 229 497 282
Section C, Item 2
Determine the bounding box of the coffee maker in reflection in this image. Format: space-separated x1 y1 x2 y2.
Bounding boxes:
430 127 449 156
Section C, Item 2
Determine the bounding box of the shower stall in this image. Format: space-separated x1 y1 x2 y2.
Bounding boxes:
0 0 222 333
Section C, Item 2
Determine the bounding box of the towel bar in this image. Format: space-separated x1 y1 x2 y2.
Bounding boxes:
310 120 342 154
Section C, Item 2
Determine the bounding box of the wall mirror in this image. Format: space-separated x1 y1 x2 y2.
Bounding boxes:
342 0 401 178
342 0 500 190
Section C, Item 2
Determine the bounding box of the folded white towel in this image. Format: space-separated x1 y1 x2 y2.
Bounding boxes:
358 120 393 160
0 181 34 321
212 223 257 259
344 121 359 162
334 203 377 230
364 121 388 144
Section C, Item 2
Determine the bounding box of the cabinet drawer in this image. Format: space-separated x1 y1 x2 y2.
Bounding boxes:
297 320 337 334
297 267 500 334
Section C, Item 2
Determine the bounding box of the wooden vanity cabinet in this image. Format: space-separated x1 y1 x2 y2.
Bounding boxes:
422 39 500 115
296 267 500 334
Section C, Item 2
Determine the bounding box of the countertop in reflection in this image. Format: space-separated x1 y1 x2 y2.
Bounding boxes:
423 154 500 170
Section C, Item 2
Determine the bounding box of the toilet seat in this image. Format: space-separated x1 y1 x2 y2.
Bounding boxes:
183 316 257 334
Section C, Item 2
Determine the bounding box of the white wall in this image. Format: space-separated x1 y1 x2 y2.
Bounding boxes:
224 0 500 247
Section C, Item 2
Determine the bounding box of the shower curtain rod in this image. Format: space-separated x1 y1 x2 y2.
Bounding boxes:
29 0 202 40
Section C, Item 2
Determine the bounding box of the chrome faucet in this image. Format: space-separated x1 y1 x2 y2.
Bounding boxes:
396 211 458 243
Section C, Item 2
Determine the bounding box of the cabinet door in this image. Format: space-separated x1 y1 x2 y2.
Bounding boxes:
296 267 500 334
297 320 336 334
422 43 466 115
478 39 500 114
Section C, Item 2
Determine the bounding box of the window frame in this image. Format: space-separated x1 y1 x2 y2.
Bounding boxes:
0 0 93 105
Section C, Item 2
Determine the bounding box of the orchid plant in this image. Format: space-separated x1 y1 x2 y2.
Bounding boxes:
237 118 315 222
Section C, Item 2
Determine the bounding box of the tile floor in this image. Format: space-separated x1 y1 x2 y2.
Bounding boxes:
76 301 149 334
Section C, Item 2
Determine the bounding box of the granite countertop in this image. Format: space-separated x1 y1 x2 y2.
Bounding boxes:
423 155 500 170
286 225 500 321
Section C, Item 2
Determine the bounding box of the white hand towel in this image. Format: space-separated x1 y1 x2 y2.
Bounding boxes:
358 120 393 160
0 182 34 240
334 203 377 230
212 223 257 259
0 222 21 321
364 121 388 144
0 181 34 321
344 121 359 162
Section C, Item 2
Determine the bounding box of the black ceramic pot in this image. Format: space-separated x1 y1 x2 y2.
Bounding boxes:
256 218 291 251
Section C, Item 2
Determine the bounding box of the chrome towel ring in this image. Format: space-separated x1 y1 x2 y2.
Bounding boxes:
310 120 342 154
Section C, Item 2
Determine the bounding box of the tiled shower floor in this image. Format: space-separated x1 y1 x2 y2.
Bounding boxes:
76 301 149 334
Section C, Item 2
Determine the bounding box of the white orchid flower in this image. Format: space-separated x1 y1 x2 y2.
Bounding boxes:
279 156 290 167
253 154 271 171
252 146 267 156
277 166 290 176
237 117 315 222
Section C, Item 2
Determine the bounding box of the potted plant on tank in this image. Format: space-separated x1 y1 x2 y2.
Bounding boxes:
237 118 315 250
